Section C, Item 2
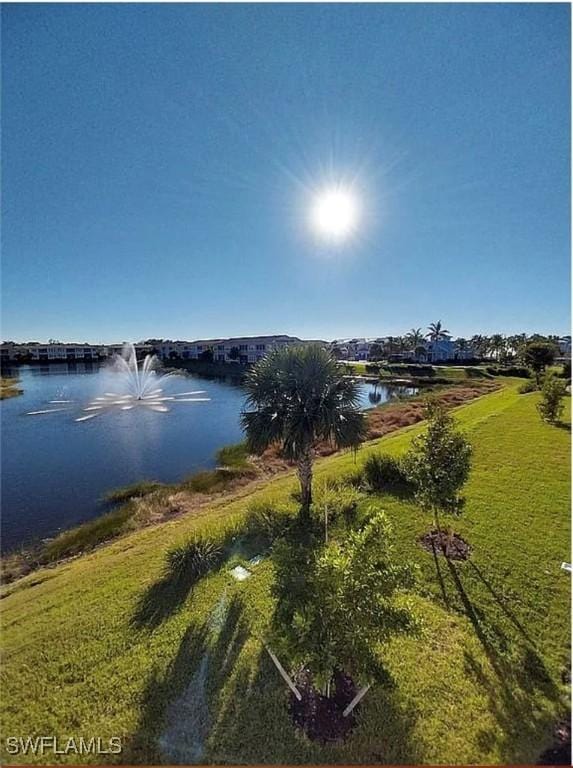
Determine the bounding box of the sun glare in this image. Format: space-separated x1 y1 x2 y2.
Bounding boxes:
311 188 359 241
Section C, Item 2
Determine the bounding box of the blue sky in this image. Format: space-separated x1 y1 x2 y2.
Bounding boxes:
2 3 570 343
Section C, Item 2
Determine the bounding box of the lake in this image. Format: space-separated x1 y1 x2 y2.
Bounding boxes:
0 364 416 550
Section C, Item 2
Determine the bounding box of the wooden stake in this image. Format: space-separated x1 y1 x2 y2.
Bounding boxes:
343 683 372 717
265 646 302 701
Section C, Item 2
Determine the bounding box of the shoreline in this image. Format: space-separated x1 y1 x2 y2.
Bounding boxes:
0 378 500 585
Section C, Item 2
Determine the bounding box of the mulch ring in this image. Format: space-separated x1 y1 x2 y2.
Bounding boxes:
289 668 359 743
419 529 471 561
537 718 571 765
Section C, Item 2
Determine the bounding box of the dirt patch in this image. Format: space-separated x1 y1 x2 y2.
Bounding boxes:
419 529 471 560
289 668 359 743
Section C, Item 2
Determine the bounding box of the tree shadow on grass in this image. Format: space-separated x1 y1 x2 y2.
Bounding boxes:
130 563 219 630
445 558 562 762
123 620 211 763
466 559 534 644
205 640 422 765
124 592 251 764
130 530 254 631
126 568 422 765
430 538 450 610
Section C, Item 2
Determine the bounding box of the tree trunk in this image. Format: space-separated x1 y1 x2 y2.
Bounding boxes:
297 446 314 519
434 508 448 558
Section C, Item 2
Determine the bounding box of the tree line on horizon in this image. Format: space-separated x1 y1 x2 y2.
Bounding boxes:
332 321 569 364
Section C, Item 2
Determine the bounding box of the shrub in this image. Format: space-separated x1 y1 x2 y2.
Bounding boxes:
518 380 538 394
216 442 251 468
184 467 245 494
313 482 364 522
521 341 558 383
486 366 530 378
104 480 164 504
244 499 294 543
42 504 135 562
363 453 412 494
537 374 567 424
166 536 224 581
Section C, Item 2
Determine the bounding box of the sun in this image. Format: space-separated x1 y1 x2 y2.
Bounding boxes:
311 188 359 241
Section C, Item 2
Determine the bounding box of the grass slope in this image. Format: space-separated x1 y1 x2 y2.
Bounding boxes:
1 386 570 765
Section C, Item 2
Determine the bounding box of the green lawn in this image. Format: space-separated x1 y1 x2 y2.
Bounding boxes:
1 385 570 765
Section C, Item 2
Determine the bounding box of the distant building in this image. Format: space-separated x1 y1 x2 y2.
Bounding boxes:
329 336 476 363
0 342 152 363
558 337 571 360
414 338 476 362
155 335 322 364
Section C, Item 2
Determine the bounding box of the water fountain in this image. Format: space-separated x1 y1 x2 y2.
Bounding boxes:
26 343 211 421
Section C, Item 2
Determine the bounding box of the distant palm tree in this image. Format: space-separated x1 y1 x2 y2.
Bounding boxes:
241 345 367 518
488 334 506 362
406 328 424 349
470 334 488 359
426 321 450 342
507 333 527 359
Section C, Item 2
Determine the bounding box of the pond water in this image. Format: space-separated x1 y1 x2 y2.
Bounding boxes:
0 364 416 550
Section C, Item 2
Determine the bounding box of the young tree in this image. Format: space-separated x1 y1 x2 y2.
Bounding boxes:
241 345 367 517
271 510 419 693
403 401 472 556
522 341 557 385
537 373 567 424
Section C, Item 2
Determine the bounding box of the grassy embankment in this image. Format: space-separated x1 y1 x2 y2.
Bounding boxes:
2 383 498 583
1 384 570 765
344 361 499 384
0 376 23 399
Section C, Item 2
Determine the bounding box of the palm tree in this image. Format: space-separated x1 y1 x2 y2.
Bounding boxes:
470 334 484 357
426 321 450 342
241 345 367 518
406 328 424 349
507 333 527 359
488 334 506 362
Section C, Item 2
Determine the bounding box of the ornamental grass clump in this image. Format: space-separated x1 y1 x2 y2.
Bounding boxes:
363 453 412 495
244 499 295 544
167 536 224 582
